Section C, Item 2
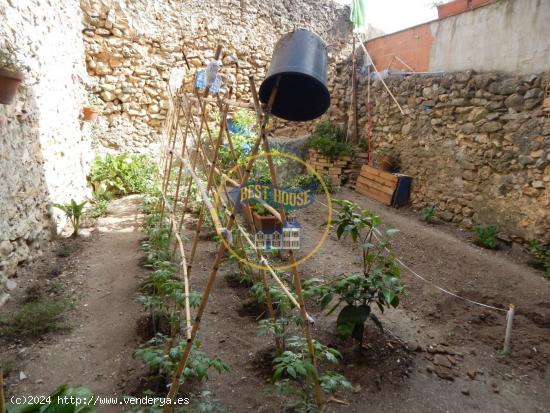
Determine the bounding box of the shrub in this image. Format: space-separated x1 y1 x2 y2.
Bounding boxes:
420 206 436 223
473 224 498 249
527 240 550 276
0 298 69 336
89 199 108 218
306 122 351 160
90 153 157 196
305 199 404 348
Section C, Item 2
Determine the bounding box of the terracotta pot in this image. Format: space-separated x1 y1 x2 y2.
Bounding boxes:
379 155 396 172
0 68 23 105
251 209 282 232
82 106 99 121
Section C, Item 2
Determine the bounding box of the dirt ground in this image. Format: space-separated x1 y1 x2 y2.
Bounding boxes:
1 189 549 412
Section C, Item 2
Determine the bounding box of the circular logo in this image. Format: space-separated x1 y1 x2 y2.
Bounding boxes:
212 151 332 271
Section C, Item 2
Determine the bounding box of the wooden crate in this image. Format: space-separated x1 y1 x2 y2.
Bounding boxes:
355 165 398 205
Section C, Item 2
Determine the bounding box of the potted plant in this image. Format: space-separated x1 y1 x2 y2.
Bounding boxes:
83 93 102 121
248 199 282 232
0 45 24 105
377 147 399 172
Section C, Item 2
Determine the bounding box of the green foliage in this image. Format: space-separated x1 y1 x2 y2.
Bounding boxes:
527 240 550 276
219 109 256 168
53 199 87 236
420 206 436 223
288 174 336 194
473 224 498 249
0 298 69 337
89 199 108 218
306 122 351 160
90 154 157 196
134 336 229 384
305 199 404 347
272 336 349 412
6 385 95 413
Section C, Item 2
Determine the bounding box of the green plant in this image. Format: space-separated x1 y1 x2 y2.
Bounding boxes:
0 298 69 336
89 199 108 218
304 199 404 348
288 174 336 194
90 154 157 196
306 122 351 160
53 199 87 237
6 385 95 413
134 336 229 384
527 240 550 276
272 336 351 412
420 206 436 223
473 224 498 249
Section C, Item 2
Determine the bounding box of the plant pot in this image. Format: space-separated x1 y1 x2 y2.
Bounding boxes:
82 106 99 121
379 155 397 172
251 209 282 232
0 68 23 105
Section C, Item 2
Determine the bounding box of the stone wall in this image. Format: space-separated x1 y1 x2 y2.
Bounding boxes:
80 0 358 152
0 0 91 303
330 62 550 243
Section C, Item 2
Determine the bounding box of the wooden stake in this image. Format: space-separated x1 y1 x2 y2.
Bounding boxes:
503 304 515 354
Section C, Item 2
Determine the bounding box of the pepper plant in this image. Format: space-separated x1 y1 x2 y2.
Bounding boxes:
305 199 404 348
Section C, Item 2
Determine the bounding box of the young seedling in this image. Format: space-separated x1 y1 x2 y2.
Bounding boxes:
53 199 87 237
473 224 498 249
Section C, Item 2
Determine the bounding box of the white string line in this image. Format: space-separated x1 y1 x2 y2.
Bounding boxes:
314 199 507 313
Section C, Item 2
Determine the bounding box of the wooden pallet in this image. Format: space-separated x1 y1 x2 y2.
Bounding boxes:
355 165 398 205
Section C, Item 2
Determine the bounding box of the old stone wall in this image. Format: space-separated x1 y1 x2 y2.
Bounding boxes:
0 0 91 303
80 0 357 152
330 63 550 243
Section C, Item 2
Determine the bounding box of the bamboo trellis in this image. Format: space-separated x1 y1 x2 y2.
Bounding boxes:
155 51 323 411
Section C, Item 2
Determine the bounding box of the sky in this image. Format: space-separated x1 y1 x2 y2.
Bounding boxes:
334 0 439 34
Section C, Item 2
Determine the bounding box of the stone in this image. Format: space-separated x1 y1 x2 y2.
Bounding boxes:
504 93 524 111
480 121 502 133
434 366 454 381
433 354 452 368
0 240 13 256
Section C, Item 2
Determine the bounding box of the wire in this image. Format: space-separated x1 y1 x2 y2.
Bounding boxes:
315 199 507 313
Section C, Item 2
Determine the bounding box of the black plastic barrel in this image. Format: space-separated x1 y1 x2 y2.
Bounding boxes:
259 29 330 122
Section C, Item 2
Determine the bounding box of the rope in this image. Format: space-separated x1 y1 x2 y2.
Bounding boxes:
315 199 507 313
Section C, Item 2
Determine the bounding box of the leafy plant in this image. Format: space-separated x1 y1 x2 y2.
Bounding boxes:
305 199 404 347
473 224 498 249
272 336 350 412
527 240 550 276
288 174 336 194
89 199 108 218
134 336 229 384
90 154 157 196
0 298 68 336
53 199 87 237
420 206 436 223
306 122 351 160
6 385 95 413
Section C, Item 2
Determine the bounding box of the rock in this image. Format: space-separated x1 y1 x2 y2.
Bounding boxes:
434 366 454 381
6 279 17 290
461 388 470 395
467 370 477 380
480 121 502 133
19 371 27 381
433 354 452 368
504 94 524 111
0 240 13 256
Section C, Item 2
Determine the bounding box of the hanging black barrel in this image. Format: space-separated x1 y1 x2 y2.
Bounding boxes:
259 29 330 122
